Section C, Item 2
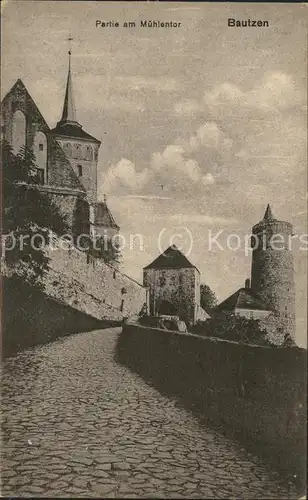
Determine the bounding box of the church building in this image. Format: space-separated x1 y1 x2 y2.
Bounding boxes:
1 48 119 241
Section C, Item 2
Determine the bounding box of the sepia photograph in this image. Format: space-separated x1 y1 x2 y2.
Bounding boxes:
1 1 307 498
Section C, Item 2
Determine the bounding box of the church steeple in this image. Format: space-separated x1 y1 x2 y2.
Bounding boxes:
52 37 101 204
57 44 81 128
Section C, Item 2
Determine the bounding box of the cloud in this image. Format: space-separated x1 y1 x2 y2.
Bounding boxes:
151 144 215 186
175 71 304 118
99 70 305 207
203 71 303 117
189 122 222 151
100 158 151 194
100 135 217 195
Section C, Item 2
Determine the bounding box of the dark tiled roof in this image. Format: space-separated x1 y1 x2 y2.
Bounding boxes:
263 203 275 221
144 245 198 271
215 288 270 312
51 123 101 144
94 201 119 229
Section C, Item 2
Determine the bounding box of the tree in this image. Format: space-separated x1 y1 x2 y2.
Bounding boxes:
1 140 69 283
200 283 218 311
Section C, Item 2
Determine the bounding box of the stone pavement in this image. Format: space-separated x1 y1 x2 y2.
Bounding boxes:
1 328 298 498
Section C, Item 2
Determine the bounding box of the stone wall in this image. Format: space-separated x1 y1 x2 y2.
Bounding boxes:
2 234 147 323
2 276 112 356
43 238 147 320
116 323 307 486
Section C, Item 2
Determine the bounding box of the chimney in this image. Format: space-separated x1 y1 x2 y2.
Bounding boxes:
245 278 250 289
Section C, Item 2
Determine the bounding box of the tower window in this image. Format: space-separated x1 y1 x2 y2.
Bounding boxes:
77 165 83 177
85 145 93 161
39 143 44 151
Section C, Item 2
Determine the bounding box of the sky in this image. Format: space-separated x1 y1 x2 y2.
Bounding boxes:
2 1 307 346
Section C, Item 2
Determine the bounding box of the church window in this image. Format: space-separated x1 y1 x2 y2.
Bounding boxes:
77 165 83 177
12 109 26 155
72 143 82 159
159 273 166 287
63 142 72 157
33 131 47 183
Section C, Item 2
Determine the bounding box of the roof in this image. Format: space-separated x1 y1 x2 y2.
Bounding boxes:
60 52 77 124
263 203 275 221
94 200 119 229
253 204 292 233
215 288 270 312
51 123 101 143
51 53 100 144
144 245 199 271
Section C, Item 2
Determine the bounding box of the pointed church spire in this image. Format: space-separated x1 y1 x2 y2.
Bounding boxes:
263 204 275 221
58 38 81 128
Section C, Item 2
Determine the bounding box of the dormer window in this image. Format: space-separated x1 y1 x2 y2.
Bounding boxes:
77 165 82 177
39 143 44 151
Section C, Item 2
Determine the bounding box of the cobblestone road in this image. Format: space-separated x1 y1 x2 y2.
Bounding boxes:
1 328 298 498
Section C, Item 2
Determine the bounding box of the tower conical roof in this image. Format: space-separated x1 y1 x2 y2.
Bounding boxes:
263 204 275 221
252 203 293 234
52 50 100 143
57 51 81 128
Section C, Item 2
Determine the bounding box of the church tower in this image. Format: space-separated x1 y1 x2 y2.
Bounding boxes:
51 48 101 203
251 204 295 340
52 44 120 238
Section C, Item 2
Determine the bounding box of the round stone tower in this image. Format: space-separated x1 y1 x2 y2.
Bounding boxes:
251 204 295 341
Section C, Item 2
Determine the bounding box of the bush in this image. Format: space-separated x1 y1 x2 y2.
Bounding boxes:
192 312 273 346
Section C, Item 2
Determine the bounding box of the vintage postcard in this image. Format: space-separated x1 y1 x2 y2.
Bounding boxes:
1 1 307 498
